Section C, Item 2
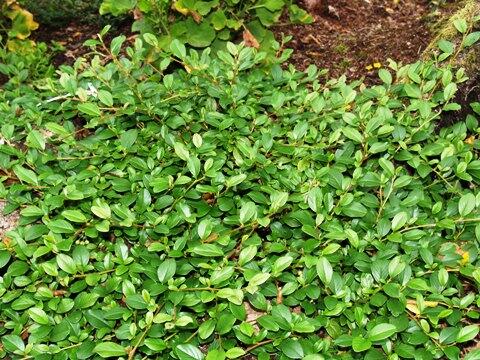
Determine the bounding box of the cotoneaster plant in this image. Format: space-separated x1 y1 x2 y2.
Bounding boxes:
0 32 480 360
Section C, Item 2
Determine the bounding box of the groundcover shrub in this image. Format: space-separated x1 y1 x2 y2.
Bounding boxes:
1 35 480 360
99 0 311 50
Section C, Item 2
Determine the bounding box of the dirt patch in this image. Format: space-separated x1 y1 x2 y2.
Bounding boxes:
32 18 133 67
275 0 434 81
0 201 19 240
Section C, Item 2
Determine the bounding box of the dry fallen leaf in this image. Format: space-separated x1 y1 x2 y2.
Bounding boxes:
243 29 260 49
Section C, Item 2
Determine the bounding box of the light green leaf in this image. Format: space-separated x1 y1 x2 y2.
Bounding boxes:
98 90 113 106
48 219 75 234
78 102 101 117
26 130 46 150
368 323 397 342
459 193 476 217
239 201 257 224
62 209 87 223
352 336 371 352
225 347 245 359
175 344 204 360
91 199 111 219
13 165 38 186
226 174 247 187
174 142 190 161
157 259 176 283
191 244 224 257
56 253 77 274
391 212 408 232
94 342 127 358
457 325 479 343
316 256 333 285
28 307 49 325
217 288 244 305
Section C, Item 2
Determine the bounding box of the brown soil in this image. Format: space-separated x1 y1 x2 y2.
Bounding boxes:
32 19 133 67
275 0 434 81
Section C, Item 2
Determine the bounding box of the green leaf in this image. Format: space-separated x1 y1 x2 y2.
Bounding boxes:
98 90 113 106
444 82 457 101
465 348 480 360
343 127 363 143
157 259 176 283
225 347 245 359
110 35 126 56
143 33 158 47
170 39 186 59
453 18 467 34
26 130 46 150
457 325 479 343
391 212 408 232
217 288 243 305
458 193 476 216
120 129 138 149
378 69 392 85
464 31 480 47
248 272 270 287
238 246 257 266
225 174 247 187
62 209 87 223
199 319 216 340
316 257 333 285
352 336 372 352
28 307 49 325
280 339 304 359
91 199 111 219
175 344 204 360
191 244 224 257
13 165 38 186
438 39 454 53
78 102 101 117
272 255 293 275
56 253 78 274
239 201 257 224
75 292 100 309
48 219 75 234
270 191 289 212
197 219 213 240
368 323 397 342
1 335 25 353
174 142 190 161
93 342 127 358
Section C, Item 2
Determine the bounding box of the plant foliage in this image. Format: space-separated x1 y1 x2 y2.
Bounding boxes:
99 0 312 49
1 23 480 360
0 0 38 39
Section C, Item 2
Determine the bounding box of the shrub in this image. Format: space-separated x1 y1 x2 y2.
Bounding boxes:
1 32 480 359
0 0 37 39
99 0 312 49
0 41 55 85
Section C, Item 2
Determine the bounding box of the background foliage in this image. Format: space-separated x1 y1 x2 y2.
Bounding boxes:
98 0 311 49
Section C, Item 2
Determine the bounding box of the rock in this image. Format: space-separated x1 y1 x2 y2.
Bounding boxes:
0 201 19 240
423 0 480 125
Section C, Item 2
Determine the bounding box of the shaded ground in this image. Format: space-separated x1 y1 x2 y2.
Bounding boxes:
275 0 434 81
32 19 132 67
30 1 446 84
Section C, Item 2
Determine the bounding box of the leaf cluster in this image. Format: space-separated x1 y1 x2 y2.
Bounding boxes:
99 0 312 49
